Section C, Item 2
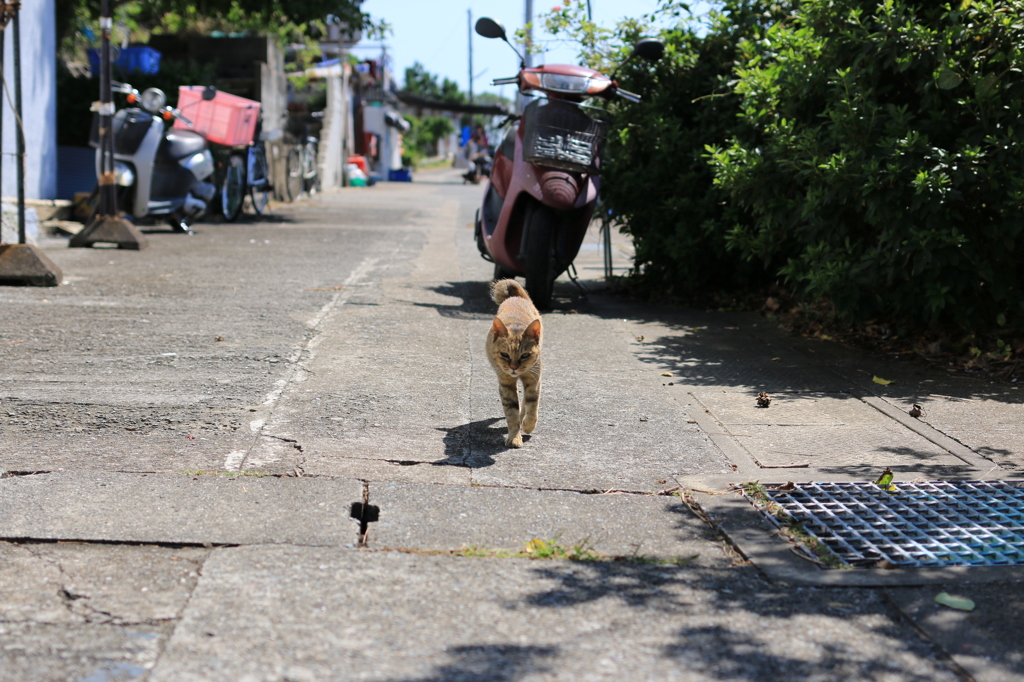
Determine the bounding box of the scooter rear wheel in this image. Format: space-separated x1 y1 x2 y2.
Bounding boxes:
524 202 558 310
221 154 245 222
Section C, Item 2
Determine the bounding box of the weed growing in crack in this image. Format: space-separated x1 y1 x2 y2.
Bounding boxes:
413 539 695 565
179 470 271 477
740 481 850 570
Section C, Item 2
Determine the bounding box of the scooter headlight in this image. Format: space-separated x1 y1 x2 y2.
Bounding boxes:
113 161 135 187
533 73 611 95
538 73 592 93
140 88 167 114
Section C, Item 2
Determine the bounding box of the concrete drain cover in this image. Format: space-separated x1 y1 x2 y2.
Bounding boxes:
760 480 1024 568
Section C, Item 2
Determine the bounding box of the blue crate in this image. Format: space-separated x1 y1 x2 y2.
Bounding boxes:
88 46 162 77
388 168 412 182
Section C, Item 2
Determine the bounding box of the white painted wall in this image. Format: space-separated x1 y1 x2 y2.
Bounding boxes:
2 0 57 199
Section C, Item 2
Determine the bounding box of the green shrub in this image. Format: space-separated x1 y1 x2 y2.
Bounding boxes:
708 0 1024 333
543 1 784 299
601 3 783 298
402 115 455 167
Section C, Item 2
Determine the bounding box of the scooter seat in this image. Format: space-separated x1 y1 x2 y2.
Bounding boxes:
159 130 208 162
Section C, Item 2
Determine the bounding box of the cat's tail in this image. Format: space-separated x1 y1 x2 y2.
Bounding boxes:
491 278 531 304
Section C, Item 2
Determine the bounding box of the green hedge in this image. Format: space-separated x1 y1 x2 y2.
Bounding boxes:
598 4 782 300
708 0 1024 333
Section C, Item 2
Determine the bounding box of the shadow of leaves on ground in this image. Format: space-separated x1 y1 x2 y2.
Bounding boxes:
379 644 558 682
511 563 955 681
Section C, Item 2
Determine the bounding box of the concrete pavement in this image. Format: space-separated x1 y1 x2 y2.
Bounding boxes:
1 168 1022 680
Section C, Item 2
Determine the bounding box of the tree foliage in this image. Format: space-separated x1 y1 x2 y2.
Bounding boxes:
546 0 1024 335
709 0 1024 333
403 61 466 104
543 1 779 299
57 0 385 63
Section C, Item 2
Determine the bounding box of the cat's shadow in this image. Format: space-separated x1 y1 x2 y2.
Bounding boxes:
434 418 523 468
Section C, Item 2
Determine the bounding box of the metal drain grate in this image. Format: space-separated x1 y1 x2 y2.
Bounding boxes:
762 480 1024 568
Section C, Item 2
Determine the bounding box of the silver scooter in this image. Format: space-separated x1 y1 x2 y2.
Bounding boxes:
90 83 217 233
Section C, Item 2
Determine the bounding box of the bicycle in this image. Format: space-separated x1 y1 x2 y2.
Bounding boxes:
221 127 274 222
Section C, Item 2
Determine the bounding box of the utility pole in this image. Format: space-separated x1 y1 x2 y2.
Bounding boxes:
467 8 473 105
518 0 533 113
524 0 533 69
70 0 148 249
0 1 63 285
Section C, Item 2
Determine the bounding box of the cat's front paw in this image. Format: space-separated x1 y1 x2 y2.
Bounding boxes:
522 415 537 433
505 432 523 448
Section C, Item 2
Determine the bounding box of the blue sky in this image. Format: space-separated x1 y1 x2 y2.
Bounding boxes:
355 1 712 99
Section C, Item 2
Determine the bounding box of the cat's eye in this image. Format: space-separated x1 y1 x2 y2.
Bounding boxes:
499 352 510 360
520 353 531 360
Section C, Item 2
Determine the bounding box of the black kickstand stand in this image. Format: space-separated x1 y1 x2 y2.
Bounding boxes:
566 262 589 299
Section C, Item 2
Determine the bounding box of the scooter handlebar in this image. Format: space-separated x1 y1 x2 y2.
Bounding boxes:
162 107 193 127
615 88 642 103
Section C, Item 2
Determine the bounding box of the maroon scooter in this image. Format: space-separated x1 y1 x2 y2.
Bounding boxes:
473 17 663 308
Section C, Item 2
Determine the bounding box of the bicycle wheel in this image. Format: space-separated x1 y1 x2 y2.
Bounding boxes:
248 143 270 215
221 154 245 222
285 146 303 202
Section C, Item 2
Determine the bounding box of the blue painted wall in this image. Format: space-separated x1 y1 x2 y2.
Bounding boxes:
2 0 57 199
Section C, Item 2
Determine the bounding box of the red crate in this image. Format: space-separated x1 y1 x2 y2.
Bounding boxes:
174 86 261 147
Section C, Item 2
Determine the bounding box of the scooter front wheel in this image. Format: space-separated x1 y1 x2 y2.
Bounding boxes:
524 202 558 310
221 154 245 222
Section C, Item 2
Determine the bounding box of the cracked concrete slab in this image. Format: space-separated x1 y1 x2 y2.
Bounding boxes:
366 482 730 563
722 422 963 470
0 541 206 625
0 472 362 546
148 545 959 682
886 582 1024 682
0 541 202 682
878 395 1024 473
0 621 172 682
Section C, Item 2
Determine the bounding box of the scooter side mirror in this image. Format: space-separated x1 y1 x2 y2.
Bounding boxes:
633 39 665 63
475 17 507 40
201 85 217 101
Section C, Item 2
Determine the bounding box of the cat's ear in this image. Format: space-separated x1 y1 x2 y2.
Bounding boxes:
491 317 509 337
525 319 542 341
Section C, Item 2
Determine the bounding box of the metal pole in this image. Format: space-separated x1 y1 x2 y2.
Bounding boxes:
0 3 14 244
98 0 116 217
0 25 5 237
69 0 145 249
467 8 473 105
586 0 592 22
524 0 533 69
12 2 23 244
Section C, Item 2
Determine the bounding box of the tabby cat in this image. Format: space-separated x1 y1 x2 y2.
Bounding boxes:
486 279 543 448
